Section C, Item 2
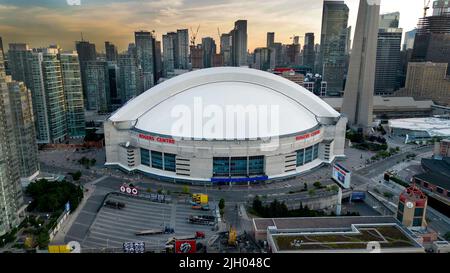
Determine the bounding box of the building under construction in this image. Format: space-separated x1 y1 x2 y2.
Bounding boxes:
411 5 450 73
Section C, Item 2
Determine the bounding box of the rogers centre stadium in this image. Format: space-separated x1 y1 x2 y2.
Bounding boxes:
105 67 347 184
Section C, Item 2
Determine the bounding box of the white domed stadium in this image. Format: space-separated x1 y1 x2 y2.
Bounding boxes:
105 67 347 184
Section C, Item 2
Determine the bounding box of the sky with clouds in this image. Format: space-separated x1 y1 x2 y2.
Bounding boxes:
0 0 425 53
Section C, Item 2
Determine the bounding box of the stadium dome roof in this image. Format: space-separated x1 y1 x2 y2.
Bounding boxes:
109 67 340 140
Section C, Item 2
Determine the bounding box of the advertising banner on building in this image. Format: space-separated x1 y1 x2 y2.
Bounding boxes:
332 163 351 189
175 240 196 253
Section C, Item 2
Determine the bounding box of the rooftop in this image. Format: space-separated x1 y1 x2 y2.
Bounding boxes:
271 224 422 252
415 172 450 191
253 216 399 232
388 117 450 137
324 96 434 111
109 67 340 140
416 157 450 190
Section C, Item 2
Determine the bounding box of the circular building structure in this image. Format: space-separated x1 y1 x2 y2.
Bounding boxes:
105 67 347 184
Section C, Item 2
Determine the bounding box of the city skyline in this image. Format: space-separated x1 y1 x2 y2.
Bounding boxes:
0 0 424 52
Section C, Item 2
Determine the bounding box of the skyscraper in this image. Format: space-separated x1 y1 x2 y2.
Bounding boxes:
75 40 97 104
403 29 417 50
154 40 162 82
375 13 403 95
105 41 118 63
163 32 176 76
86 61 110 113
107 62 121 110
40 48 67 143
220 33 232 66
379 12 400 28
231 20 248 67
60 52 86 138
411 8 450 74
0 53 23 236
400 62 450 105
319 1 349 96
177 29 189 69
202 37 217 68
267 32 275 48
433 0 450 16
135 31 155 90
9 44 49 143
118 52 140 103
342 0 380 132
5 76 39 181
253 47 271 71
0 36 4 60
190 45 204 69
303 33 316 71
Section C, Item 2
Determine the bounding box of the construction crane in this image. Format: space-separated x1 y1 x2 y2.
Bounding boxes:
190 25 201 46
424 0 431 18
217 27 221 41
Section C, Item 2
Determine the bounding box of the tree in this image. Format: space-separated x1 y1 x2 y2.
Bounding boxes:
36 231 49 249
252 196 263 215
313 181 322 189
383 192 393 199
219 198 225 210
71 171 82 181
308 189 316 196
444 232 450 241
330 185 339 192
182 185 190 194
303 183 308 191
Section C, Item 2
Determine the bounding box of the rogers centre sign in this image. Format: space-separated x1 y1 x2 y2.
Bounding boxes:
138 133 175 144
295 129 321 141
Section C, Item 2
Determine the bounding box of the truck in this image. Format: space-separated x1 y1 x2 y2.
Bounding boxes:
135 226 174 236
165 232 205 245
192 193 208 205
104 200 125 209
188 215 215 226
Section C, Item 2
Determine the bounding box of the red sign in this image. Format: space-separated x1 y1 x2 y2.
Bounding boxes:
139 133 175 144
120 184 139 195
175 240 197 253
295 130 321 141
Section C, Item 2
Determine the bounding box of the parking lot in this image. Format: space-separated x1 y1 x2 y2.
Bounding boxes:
80 194 217 251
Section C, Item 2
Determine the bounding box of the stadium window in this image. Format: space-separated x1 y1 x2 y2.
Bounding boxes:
151 151 163 170
213 157 229 177
163 153 176 172
230 157 248 177
249 156 265 175
304 146 313 163
140 148 150 166
313 143 319 159
296 149 304 166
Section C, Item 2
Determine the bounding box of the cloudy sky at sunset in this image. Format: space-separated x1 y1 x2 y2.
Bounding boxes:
0 0 425 52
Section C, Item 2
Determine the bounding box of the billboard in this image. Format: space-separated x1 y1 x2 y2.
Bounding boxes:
175 240 197 253
332 163 351 189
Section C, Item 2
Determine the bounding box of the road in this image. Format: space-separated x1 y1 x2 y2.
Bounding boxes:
38 144 449 244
